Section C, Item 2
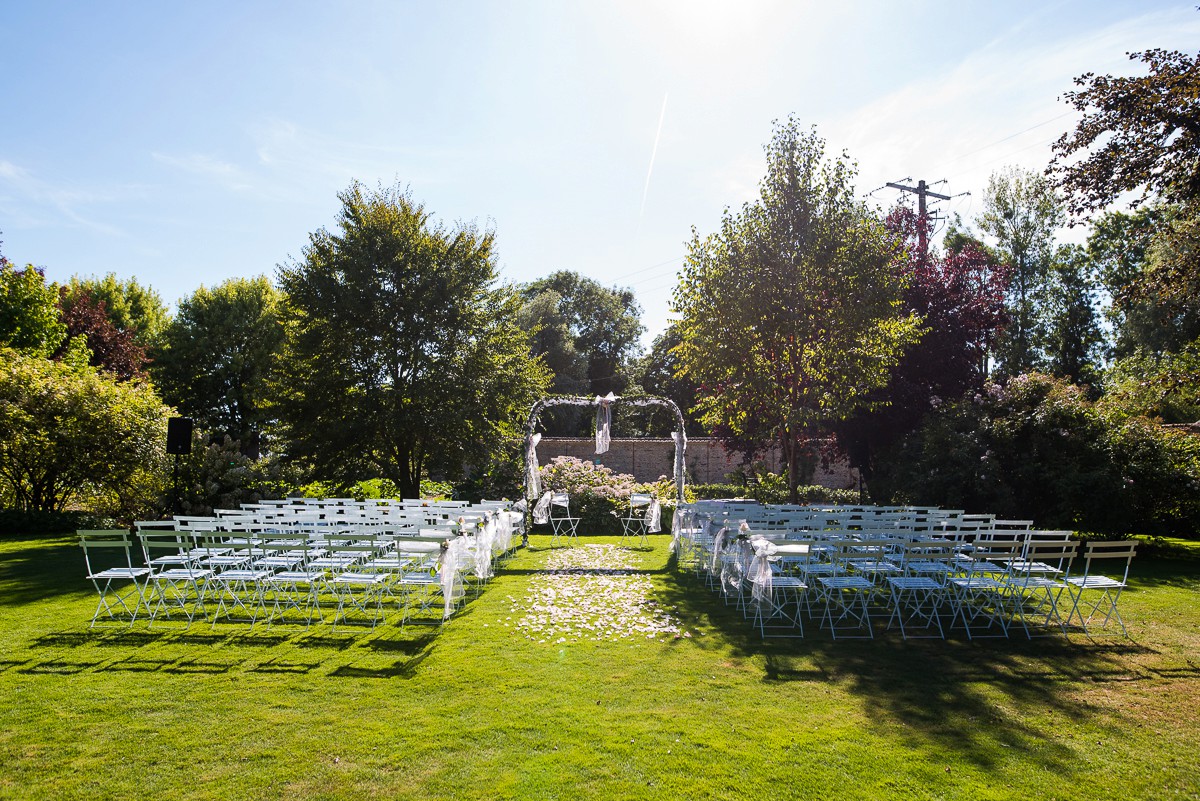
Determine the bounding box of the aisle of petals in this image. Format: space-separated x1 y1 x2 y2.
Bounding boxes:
504 544 688 643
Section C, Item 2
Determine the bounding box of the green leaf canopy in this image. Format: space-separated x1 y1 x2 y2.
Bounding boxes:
673 120 921 501
275 182 550 498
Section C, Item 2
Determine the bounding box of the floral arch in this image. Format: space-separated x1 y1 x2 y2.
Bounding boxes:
522 394 687 504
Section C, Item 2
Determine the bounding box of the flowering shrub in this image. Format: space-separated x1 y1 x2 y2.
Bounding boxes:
874 372 1200 535
538 456 677 535
691 480 858 505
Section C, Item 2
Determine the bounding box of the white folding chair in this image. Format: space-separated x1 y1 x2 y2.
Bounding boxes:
817 540 887 639
1063 540 1137 637
946 539 1021 639
78 529 150 629
548 492 580 547
139 531 213 629
885 541 951 640
1006 540 1078 638
325 531 391 629
621 493 652 548
750 539 807 638
261 535 327 628
199 533 271 627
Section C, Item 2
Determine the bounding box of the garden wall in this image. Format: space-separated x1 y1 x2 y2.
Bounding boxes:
535 437 859 488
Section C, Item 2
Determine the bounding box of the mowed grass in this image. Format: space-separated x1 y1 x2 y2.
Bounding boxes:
1 533 1198 800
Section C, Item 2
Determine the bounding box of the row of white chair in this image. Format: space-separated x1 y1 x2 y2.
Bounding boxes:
80 500 523 631
674 504 1137 641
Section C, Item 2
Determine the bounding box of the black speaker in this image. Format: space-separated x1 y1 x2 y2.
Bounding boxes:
166 417 194 455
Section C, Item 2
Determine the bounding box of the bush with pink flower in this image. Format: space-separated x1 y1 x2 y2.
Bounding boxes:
538 456 675 535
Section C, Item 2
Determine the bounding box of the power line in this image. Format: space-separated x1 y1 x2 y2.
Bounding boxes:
886 179 951 262
608 254 685 285
941 111 1075 167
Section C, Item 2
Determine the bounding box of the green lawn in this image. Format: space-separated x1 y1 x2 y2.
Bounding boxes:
1 533 1198 800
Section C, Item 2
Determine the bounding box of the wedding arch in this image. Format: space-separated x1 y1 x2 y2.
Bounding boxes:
522 394 687 503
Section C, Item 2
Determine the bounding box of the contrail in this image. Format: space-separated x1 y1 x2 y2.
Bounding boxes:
639 92 668 220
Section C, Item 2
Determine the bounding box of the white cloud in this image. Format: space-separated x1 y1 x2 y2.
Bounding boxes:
151 151 256 192
832 7 1200 204
0 159 129 237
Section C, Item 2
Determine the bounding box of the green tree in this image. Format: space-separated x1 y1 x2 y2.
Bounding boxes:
875 372 1200 535
275 181 550 498
54 288 149 380
0 347 170 514
1043 244 1104 387
1050 46 1200 317
60 273 169 350
673 120 921 502
978 166 1064 374
151 276 284 458
0 263 65 358
634 324 705 436
1104 343 1200 425
1050 47 1200 216
515 289 588 395
520 270 644 397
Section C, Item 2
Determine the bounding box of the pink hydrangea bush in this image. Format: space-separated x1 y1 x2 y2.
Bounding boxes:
538 457 675 535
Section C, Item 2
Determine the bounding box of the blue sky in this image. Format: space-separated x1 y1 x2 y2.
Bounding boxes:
2 1 1197 346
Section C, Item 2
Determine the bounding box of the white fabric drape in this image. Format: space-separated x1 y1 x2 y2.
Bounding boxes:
709 523 729 575
525 433 542 501
749 537 776 611
495 510 516 552
594 392 616 454
672 429 691 484
645 497 662 533
670 506 683 554
439 537 469 619
720 521 752 598
472 517 495 579
532 490 552 525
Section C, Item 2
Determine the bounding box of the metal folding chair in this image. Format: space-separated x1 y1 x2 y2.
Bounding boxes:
621 493 652 548
548 492 580 548
1063 540 1137 637
139 531 213 629
78 529 150 629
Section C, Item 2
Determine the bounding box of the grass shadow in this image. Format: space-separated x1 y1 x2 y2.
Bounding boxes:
326 648 431 679
19 658 105 674
162 658 235 675
102 657 177 672
654 547 1193 774
0 540 90 607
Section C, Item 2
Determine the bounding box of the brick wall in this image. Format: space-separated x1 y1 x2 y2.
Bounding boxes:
535 437 859 488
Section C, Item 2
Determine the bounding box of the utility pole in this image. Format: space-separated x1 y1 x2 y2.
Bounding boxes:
886 179 950 265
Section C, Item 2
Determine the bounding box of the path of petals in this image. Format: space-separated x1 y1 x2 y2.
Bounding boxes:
505 544 689 643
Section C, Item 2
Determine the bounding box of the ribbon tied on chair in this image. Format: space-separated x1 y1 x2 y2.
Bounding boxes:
532 490 552 525
749 537 777 612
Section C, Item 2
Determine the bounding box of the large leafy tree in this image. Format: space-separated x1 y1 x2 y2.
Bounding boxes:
54 288 149 380
0 263 66 358
1050 46 1200 316
152 276 284 458
978 166 1064 375
837 207 1009 482
515 289 588 395
673 120 921 502
519 270 644 397
1042 244 1105 387
635 323 706 436
0 347 169 513
1085 206 1195 358
1050 47 1200 216
60 274 168 350
275 181 549 497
